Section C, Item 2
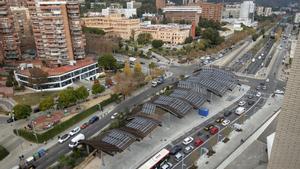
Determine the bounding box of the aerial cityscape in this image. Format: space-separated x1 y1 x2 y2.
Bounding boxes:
0 0 299 169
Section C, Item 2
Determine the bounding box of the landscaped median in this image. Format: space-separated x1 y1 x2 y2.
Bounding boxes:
13 94 121 143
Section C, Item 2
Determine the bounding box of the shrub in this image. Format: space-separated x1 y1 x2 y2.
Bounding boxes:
14 94 120 143
0 145 9 160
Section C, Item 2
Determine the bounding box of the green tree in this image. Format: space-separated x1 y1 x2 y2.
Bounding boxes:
13 104 32 119
39 96 54 111
152 40 164 48
202 28 224 46
75 86 89 100
57 87 77 108
82 27 105 35
184 36 193 44
98 53 117 71
92 80 105 95
137 33 152 45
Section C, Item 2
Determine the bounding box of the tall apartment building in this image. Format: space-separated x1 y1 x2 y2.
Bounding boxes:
264 7 272 16
267 32 300 169
222 4 241 19
82 14 140 40
156 0 165 10
240 1 255 22
256 6 264 16
162 6 202 25
26 0 85 61
10 6 32 38
197 2 223 22
0 0 21 61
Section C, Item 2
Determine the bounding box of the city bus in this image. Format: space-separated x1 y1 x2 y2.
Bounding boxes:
138 148 170 169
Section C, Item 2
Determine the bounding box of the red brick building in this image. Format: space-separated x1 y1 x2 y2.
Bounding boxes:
194 2 223 22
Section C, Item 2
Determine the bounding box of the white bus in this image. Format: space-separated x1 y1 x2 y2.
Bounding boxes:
138 148 170 169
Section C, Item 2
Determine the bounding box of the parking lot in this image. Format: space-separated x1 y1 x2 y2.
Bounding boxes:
147 88 268 169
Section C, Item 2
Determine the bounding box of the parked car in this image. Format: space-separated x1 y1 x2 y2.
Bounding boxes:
204 124 214 131
210 127 219 135
194 138 204 147
222 119 231 126
88 116 99 124
215 117 224 123
174 152 184 161
69 127 81 136
80 122 89 129
224 111 232 117
238 101 246 106
182 137 194 145
170 145 182 155
256 85 261 90
160 162 173 169
262 85 267 90
58 134 70 143
183 145 194 154
248 95 253 99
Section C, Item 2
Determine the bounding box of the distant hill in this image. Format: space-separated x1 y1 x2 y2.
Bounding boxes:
171 0 296 7
208 0 296 7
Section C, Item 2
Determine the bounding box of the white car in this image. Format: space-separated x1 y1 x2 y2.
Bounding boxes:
235 107 246 115
266 78 270 82
256 92 262 97
69 133 85 148
183 145 194 154
151 80 158 87
239 101 246 106
182 137 194 145
111 112 119 119
58 134 71 143
175 152 184 161
252 58 256 62
69 127 81 136
222 119 231 126
258 56 262 59
161 162 173 169
274 90 284 94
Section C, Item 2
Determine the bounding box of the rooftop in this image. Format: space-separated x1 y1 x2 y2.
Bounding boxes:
16 57 96 77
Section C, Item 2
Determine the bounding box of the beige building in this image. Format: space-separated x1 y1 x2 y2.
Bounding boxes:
267 34 300 169
0 0 21 61
135 24 191 44
26 0 85 61
82 14 140 40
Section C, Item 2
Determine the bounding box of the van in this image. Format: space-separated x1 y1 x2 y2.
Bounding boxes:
235 107 246 115
69 133 85 148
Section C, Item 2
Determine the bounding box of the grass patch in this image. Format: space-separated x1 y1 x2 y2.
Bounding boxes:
14 94 120 143
0 145 9 160
13 91 59 106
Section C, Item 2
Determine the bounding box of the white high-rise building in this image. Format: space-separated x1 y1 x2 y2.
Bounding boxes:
240 1 255 21
294 13 300 24
256 6 264 16
264 7 272 16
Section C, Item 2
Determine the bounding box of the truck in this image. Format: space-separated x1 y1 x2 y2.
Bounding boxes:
69 133 85 148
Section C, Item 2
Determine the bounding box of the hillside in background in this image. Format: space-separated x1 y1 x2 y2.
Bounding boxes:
171 0 296 7
208 0 296 7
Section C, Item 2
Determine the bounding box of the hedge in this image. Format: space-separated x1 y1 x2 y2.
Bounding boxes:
0 145 9 160
14 94 120 143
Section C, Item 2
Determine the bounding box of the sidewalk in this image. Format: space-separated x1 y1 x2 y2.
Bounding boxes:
195 94 283 169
